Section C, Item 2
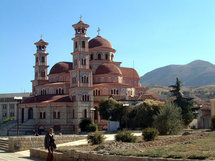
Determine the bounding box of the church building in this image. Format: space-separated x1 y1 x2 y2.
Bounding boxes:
20 18 147 133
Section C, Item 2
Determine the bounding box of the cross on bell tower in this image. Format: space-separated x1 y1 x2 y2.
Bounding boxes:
97 27 101 36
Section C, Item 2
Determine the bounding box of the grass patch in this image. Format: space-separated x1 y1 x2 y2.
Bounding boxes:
57 132 215 160
188 154 211 160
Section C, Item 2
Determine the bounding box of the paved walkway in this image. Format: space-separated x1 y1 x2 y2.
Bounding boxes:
0 150 45 161
0 133 142 161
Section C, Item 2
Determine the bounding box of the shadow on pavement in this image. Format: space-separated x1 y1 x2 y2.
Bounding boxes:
18 156 45 161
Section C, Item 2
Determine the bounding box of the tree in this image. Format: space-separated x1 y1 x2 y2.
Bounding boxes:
133 99 164 128
153 102 183 135
98 98 130 128
79 118 92 132
169 78 194 126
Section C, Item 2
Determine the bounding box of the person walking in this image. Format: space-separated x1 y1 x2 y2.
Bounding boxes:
44 128 56 161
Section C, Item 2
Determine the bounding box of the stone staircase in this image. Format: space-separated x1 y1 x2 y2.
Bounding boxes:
0 120 17 136
7 119 37 136
0 138 8 151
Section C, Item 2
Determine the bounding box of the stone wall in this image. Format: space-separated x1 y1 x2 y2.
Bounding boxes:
8 135 84 152
30 148 190 161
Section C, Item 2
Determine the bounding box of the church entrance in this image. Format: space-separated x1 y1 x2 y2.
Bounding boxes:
28 108 33 119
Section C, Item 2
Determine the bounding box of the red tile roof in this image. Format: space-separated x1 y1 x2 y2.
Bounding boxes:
93 83 131 87
35 82 70 87
49 62 73 75
95 63 122 76
120 67 140 80
22 95 72 104
89 36 112 49
34 39 48 45
72 21 89 28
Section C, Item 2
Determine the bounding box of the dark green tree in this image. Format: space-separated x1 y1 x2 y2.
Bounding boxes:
98 98 130 128
169 78 194 126
79 118 92 132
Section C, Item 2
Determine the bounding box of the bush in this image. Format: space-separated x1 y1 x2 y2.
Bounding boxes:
153 102 183 135
211 115 215 129
142 128 159 141
133 99 164 128
87 131 104 145
86 124 98 132
115 130 137 143
79 118 92 132
2 117 15 124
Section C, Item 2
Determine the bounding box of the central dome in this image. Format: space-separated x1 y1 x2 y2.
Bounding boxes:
49 62 73 75
95 63 122 75
89 36 112 49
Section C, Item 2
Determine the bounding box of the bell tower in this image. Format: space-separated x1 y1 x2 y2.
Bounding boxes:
31 36 49 95
69 17 94 131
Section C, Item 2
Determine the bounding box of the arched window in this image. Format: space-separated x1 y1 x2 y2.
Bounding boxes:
41 70 45 77
82 41 85 48
111 88 118 95
82 75 88 83
42 56 45 63
82 95 90 102
28 108 33 119
94 107 98 120
105 54 108 60
56 88 64 95
75 42 78 48
98 53 101 60
36 57 38 63
41 46 45 51
83 109 87 118
82 58 86 65
90 54 93 60
94 89 101 96
41 89 46 95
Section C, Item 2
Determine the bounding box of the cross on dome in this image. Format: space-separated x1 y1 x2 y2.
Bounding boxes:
41 33 43 39
80 15 82 21
97 27 101 36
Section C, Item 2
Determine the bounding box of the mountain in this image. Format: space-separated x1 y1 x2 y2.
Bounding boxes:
141 60 215 87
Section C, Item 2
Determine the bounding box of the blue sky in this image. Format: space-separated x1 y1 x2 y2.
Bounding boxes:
1 0 215 93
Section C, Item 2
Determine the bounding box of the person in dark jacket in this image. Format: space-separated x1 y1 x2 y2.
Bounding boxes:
44 128 56 161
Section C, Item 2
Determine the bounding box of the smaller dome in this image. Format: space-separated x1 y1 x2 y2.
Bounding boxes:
95 63 122 75
49 62 73 75
89 36 113 49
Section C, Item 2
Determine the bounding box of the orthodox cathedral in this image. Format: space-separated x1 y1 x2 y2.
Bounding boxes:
20 18 148 133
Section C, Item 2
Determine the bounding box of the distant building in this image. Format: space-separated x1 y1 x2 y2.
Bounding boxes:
0 93 31 123
19 18 149 133
196 100 211 129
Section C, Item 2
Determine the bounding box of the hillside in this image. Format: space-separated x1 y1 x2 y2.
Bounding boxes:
146 85 215 102
141 60 215 87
